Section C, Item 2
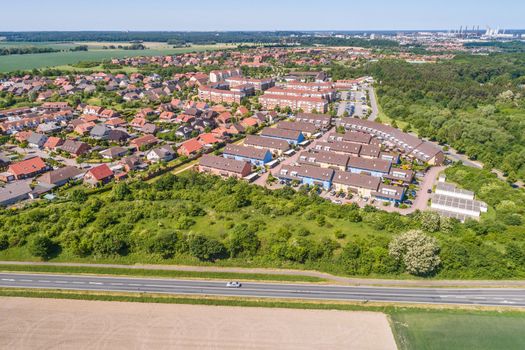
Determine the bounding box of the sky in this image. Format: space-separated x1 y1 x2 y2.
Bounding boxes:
1 0 523 31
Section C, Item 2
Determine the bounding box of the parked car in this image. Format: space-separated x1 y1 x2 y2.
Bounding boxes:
427 189 432 194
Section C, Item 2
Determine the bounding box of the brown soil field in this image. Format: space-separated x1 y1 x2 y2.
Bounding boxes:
0 297 397 349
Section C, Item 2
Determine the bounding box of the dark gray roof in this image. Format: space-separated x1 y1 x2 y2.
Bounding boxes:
38 166 84 185
199 155 250 174
279 164 334 182
244 135 290 151
223 144 270 160
298 150 349 167
333 171 380 190
347 157 391 173
277 121 319 134
260 127 302 140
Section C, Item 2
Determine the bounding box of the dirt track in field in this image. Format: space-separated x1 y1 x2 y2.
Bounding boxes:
0 297 397 349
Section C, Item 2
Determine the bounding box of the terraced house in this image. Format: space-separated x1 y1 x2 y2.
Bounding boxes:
260 127 305 145
277 164 334 190
222 144 272 166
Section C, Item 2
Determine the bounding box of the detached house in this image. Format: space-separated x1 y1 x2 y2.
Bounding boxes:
5 157 49 180
60 140 90 157
84 164 114 186
146 145 175 163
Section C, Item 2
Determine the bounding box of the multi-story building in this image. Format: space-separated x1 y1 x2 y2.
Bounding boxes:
209 68 242 83
225 76 275 91
259 95 328 113
198 86 246 104
263 86 335 101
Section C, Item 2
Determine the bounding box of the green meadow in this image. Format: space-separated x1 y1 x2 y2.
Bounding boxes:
0 42 233 72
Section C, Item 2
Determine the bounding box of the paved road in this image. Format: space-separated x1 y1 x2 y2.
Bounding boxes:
367 86 379 121
1 273 525 307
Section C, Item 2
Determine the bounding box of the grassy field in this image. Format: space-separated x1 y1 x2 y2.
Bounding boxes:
391 309 525 350
0 42 233 72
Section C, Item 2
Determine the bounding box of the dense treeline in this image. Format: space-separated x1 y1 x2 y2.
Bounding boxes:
330 54 525 181
0 31 301 44
464 41 525 53
0 47 60 56
0 31 398 48
0 171 524 279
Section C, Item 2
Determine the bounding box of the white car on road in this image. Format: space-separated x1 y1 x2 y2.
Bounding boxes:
226 281 242 288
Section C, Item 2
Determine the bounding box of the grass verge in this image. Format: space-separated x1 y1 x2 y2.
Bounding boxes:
0 264 325 283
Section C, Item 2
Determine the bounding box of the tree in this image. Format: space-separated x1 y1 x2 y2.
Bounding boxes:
419 211 441 233
69 189 88 203
28 235 55 260
112 182 132 200
389 230 441 276
187 234 227 261
147 231 178 258
227 224 260 258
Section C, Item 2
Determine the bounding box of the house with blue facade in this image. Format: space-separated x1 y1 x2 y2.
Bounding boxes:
276 164 334 190
372 184 405 204
223 144 272 166
260 127 305 145
347 157 391 178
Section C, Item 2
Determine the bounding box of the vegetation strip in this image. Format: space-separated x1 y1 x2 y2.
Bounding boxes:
0 264 325 283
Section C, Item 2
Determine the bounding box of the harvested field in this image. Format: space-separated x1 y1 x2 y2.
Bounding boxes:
0 297 397 349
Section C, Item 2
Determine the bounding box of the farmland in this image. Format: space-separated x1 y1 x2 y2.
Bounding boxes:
391 309 525 350
0 42 233 72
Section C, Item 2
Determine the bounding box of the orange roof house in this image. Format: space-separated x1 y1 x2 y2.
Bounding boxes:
177 138 203 157
83 164 114 186
43 136 63 150
7 157 48 180
74 122 96 135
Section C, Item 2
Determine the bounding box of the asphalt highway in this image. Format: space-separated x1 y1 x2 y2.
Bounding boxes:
1 273 525 307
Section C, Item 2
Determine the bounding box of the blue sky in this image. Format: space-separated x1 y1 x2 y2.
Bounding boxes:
1 0 523 31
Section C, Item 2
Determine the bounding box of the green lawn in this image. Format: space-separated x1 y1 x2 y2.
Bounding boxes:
0 43 232 72
391 309 525 350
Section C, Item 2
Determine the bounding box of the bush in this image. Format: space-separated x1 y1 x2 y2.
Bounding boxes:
0 234 9 250
187 234 227 261
28 235 55 260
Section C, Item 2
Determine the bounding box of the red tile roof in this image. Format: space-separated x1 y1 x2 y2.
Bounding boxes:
87 164 113 181
8 157 47 177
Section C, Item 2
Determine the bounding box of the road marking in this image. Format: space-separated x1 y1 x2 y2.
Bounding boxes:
19 279 33 282
38 280 50 283
1 278 14 282
128 283 142 286
72 282 85 284
88 282 103 285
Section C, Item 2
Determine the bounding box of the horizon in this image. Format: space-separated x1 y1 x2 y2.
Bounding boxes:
1 0 524 32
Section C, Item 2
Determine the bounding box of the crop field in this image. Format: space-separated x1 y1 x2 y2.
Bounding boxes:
391 309 525 350
0 42 234 72
0 297 397 350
